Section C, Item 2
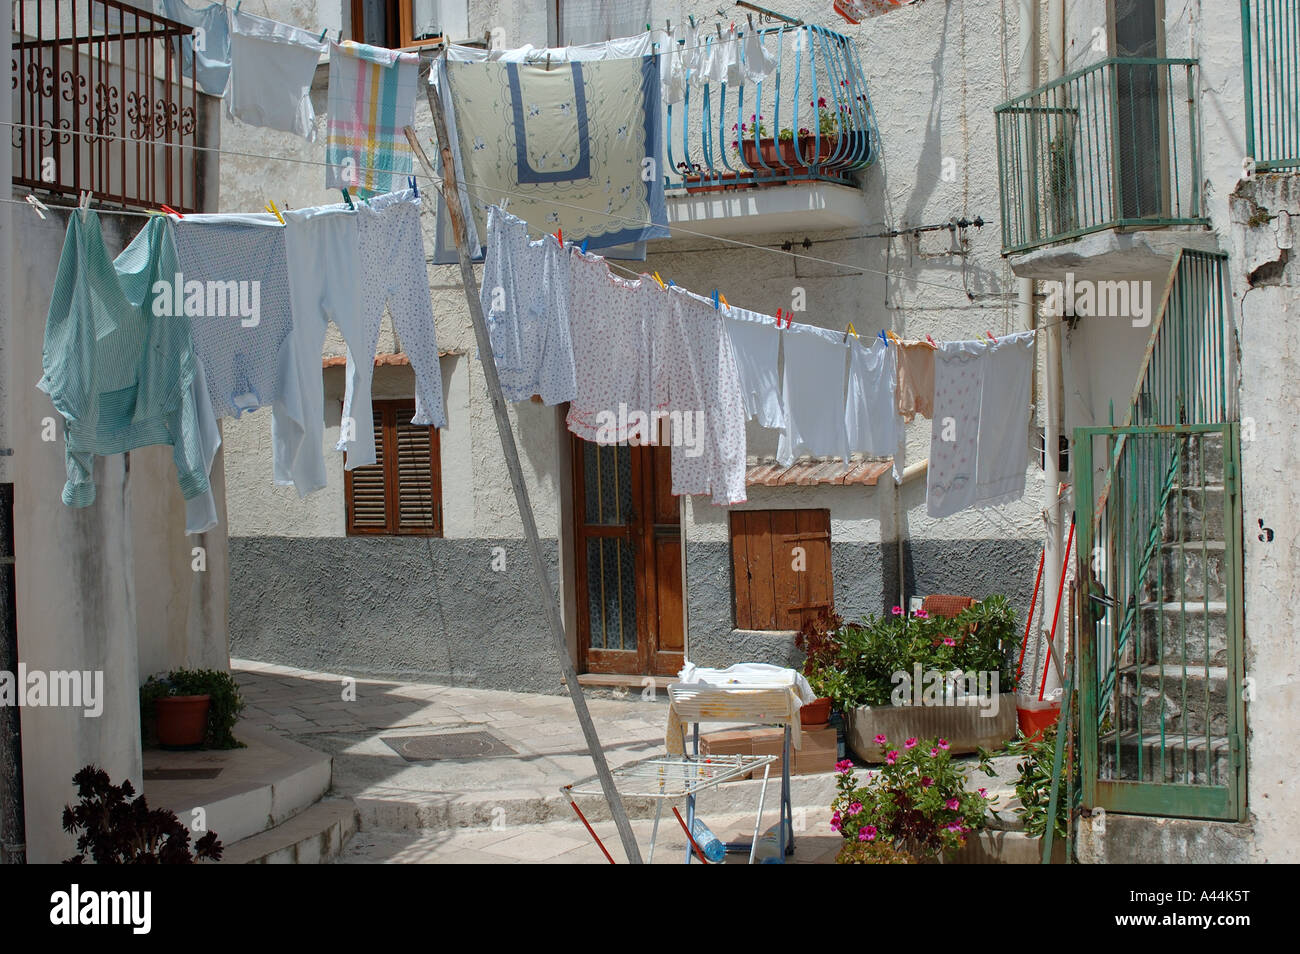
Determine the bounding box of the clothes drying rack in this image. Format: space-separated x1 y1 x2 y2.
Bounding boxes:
561 752 776 864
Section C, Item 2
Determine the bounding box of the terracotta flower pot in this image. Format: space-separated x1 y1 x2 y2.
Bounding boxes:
156 694 211 749
800 697 833 727
741 137 784 170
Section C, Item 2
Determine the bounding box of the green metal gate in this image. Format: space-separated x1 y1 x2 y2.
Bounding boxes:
1074 422 1246 820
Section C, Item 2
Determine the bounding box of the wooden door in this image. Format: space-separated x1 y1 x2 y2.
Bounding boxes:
572 435 684 676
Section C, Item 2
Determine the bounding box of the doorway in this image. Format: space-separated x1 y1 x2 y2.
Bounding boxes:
570 435 684 676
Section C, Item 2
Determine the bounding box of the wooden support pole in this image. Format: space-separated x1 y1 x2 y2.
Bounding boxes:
413 66 645 863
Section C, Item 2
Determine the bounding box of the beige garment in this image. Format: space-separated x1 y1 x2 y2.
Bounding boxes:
896 340 937 421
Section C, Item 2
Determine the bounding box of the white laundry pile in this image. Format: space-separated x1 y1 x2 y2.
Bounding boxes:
927 331 1035 518
226 8 326 139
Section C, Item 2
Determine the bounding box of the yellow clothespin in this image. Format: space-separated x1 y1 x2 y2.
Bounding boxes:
652 271 666 290
885 329 900 343
265 200 285 224
845 322 859 339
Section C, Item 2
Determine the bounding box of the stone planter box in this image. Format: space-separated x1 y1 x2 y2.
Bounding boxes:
846 693 1018 762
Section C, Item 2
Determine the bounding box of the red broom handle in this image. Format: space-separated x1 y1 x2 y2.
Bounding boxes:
1039 516 1076 701
673 806 711 864
566 795 616 864
1016 547 1046 686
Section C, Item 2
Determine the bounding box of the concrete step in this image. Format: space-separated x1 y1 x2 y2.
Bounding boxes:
1177 432 1224 482
1098 731 1232 786
144 724 333 847
1139 601 1228 667
219 798 360 864
1116 664 1229 737
1161 485 1226 541
1157 540 1227 602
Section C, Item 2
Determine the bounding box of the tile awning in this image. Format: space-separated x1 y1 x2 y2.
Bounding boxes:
323 350 463 368
745 457 894 487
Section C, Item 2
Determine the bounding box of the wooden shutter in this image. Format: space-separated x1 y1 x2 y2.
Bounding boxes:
730 509 832 631
345 400 443 536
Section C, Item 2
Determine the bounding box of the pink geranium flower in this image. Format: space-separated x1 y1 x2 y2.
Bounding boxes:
978 787 989 798
930 748 939 757
942 637 956 647
848 802 863 815
914 609 929 618
885 750 899 765
946 797 961 810
921 776 934 788
938 739 950 750
904 737 918 749
891 606 903 616
946 821 963 832
859 825 877 842
874 734 888 746
835 759 853 774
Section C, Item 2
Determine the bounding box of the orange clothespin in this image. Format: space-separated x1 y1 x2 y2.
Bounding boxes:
652 271 666 290
719 293 729 309
885 329 901 343
160 204 183 219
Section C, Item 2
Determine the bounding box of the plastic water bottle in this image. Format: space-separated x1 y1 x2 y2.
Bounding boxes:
690 816 727 863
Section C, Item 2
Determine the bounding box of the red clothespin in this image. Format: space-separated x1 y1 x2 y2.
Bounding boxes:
160 204 183 219
556 227 563 247
985 330 997 342
925 333 937 347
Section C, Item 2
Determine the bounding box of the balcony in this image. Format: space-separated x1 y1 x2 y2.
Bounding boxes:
994 57 1209 260
663 23 878 237
11 0 207 212
1242 0 1300 171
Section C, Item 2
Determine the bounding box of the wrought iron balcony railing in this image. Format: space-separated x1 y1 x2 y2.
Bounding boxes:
667 23 878 194
994 57 1206 255
1241 0 1300 171
11 0 201 212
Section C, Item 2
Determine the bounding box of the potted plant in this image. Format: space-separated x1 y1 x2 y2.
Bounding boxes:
1005 723 1070 861
830 737 997 863
140 668 246 750
734 115 782 169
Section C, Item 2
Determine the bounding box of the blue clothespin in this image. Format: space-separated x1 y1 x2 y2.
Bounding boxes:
408 175 418 197
712 290 720 310
320 27 329 43
341 188 354 210
878 330 888 344
579 238 588 254
667 279 675 287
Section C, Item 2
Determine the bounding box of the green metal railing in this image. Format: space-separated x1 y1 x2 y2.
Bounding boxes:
995 58 1207 254
1242 0 1300 170
1072 251 1245 823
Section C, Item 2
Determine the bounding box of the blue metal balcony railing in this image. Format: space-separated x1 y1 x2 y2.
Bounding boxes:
667 24 878 193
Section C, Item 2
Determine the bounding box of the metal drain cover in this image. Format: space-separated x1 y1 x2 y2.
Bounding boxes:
143 768 223 781
381 730 517 761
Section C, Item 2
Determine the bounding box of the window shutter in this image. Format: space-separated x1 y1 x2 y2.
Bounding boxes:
345 400 443 536
346 408 389 532
394 415 440 532
730 509 833 631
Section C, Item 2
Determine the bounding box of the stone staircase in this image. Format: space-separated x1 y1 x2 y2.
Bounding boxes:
1103 432 1234 789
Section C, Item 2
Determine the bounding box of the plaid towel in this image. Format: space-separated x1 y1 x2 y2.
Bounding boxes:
325 41 420 197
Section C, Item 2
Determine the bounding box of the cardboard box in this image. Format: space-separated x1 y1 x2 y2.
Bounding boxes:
750 727 788 780
795 725 839 775
699 729 754 758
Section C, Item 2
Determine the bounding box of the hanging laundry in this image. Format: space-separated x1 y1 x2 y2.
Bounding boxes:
38 211 209 511
742 26 778 84
565 250 658 443
654 288 748 506
226 8 326 139
167 213 298 422
895 338 936 421
325 41 420 197
845 336 905 481
777 324 850 466
480 205 576 405
725 27 744 86
272 205 371 496
927 332 1035 518
723 307 784 429
662 25 686 105
436 51 669 258
157 0 232 96
184 358 224 535
341 188 447 472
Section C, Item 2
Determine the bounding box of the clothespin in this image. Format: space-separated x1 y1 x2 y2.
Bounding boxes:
555 227 563 247
712 290 720 310
320 27 328 43
645 23 651 32
925 333 937 347
579 238 588 254
545 53 551 71
747 13 755 30
885 330 900 343
716 24 723 39
234 0 240 12
878 330 888 344
775 307 785 328
265 200 285 224
689 14 696 28
844 322 859 341
160 204 184 219
667 279 676 287
652 271 666 290
77 190 93 218
341 189 354 210
500 196 510 212
25 194 49 220
408 174 418 198
985 330 997 342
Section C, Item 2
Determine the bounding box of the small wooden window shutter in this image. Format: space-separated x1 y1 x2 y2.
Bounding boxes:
730 509 833 631
345 400 443 535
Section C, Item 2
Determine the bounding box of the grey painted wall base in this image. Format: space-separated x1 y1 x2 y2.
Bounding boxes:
685 538 1042 670
230 537 566 693
1075 813 1255 864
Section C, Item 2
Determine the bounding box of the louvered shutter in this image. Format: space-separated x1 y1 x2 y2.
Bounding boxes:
345 400 443 535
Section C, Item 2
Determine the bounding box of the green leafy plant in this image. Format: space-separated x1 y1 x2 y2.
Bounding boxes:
832 738 996 861
835 838 915 864
63 765 223 864
796 598 1019 713
1005 723 1069 841
140 669 245 750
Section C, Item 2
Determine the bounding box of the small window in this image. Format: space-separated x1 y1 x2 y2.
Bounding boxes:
351 0 469 48
730 509 833 631
345 399 443 535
